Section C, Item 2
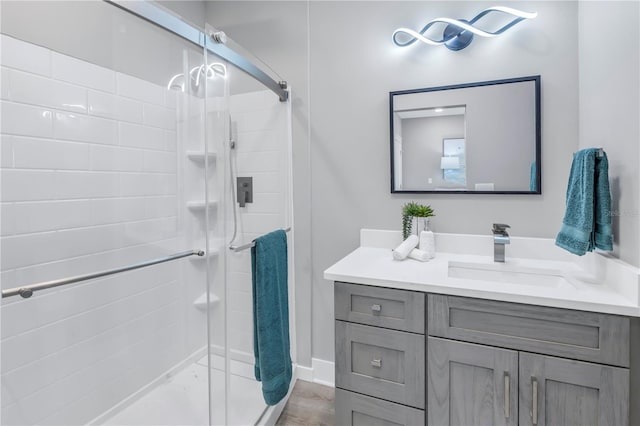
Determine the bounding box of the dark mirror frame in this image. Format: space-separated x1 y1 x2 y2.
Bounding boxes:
389 76 541 194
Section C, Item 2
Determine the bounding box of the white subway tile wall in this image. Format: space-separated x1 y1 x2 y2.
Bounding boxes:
51 52 117 93
0 34 195 425
227 90 290 357
0 101 54 138
0 35 52 77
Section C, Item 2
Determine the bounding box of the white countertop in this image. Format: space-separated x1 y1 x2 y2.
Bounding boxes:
324 229 640 317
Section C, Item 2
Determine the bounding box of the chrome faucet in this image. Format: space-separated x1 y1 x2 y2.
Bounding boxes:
492 223 510 262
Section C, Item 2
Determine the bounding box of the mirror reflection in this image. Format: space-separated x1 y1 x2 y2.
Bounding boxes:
390 76 540 194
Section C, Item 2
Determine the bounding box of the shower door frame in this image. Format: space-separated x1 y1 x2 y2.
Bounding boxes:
104 0 289 102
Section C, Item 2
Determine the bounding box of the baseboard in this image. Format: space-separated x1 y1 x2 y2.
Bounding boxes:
296 364 314 382
295 358 334 387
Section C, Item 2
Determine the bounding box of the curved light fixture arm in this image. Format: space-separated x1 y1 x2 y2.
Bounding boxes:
392 6 537 51
167 73 185 91
166 63 227 92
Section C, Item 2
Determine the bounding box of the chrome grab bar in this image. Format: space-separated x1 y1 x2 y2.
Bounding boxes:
229 227 291 253
2 250 205 299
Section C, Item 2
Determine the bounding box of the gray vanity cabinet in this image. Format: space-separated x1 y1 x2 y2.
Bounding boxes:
334 282 637 426
428 294 634 426
428 337 518 426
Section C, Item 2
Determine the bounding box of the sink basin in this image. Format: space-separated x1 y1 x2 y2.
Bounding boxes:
448 261 575 288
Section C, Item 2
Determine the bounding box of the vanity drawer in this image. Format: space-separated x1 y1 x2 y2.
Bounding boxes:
335 389 425 426
335 282 425 333
428 294 630 367
335 320 425 409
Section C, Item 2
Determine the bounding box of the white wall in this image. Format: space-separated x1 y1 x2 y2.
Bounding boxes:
578 1 640 267
0 35 208 425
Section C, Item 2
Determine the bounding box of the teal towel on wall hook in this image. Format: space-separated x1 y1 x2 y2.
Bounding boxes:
555 148 613 255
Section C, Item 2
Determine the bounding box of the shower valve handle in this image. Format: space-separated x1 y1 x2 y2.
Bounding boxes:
236 177 253 207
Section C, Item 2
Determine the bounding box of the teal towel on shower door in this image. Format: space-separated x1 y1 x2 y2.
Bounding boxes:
251 229 292 406
555 148 613 255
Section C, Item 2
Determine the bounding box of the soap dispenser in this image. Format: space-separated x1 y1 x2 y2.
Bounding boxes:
419 225 435 259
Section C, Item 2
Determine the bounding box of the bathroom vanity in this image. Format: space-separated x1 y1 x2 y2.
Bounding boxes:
325 230 640 426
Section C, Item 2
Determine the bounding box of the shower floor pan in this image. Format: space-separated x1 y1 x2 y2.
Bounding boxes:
99 355 265 426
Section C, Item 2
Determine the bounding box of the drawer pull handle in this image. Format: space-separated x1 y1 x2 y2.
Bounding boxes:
504 372 510 418
370 304 381 312
532 377 538 425
370 358 382 368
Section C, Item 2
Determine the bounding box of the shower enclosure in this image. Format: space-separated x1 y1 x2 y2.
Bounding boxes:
0 1 294 425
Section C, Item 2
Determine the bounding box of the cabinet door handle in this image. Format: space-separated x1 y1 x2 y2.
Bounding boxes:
532 377 538 425
370 358 382 368
504 372 510 419
370 304 381 312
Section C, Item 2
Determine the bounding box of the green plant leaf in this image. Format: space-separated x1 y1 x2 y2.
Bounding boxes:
401 201 435 239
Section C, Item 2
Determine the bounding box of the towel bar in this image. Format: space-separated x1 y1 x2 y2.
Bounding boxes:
2 249 205 299
229 227 291 252
574 148 604 157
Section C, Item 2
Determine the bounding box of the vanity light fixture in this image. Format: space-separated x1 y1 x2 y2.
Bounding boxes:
392 6 537 51
166 62 227 91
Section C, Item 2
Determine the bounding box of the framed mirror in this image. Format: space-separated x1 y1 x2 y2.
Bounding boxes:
390 76 541 194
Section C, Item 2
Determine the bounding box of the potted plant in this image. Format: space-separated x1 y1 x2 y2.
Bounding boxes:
402 201 435 239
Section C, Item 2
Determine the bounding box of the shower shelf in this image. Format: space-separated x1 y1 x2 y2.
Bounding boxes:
193 292 221 311
187 200 219 211
187 151 217 163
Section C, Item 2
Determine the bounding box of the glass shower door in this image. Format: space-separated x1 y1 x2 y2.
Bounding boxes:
208 39 295 424
0 2 220 424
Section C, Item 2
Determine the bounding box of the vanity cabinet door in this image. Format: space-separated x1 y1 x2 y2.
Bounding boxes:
428 337 518 426
519 352 629 426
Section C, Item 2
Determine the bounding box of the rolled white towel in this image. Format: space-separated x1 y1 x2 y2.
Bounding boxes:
419 230 436 259
393 235 419 260
408 248 429 262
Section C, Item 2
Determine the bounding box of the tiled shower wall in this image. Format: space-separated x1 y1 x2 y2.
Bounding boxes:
227 90 292 360
0 34 197 425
